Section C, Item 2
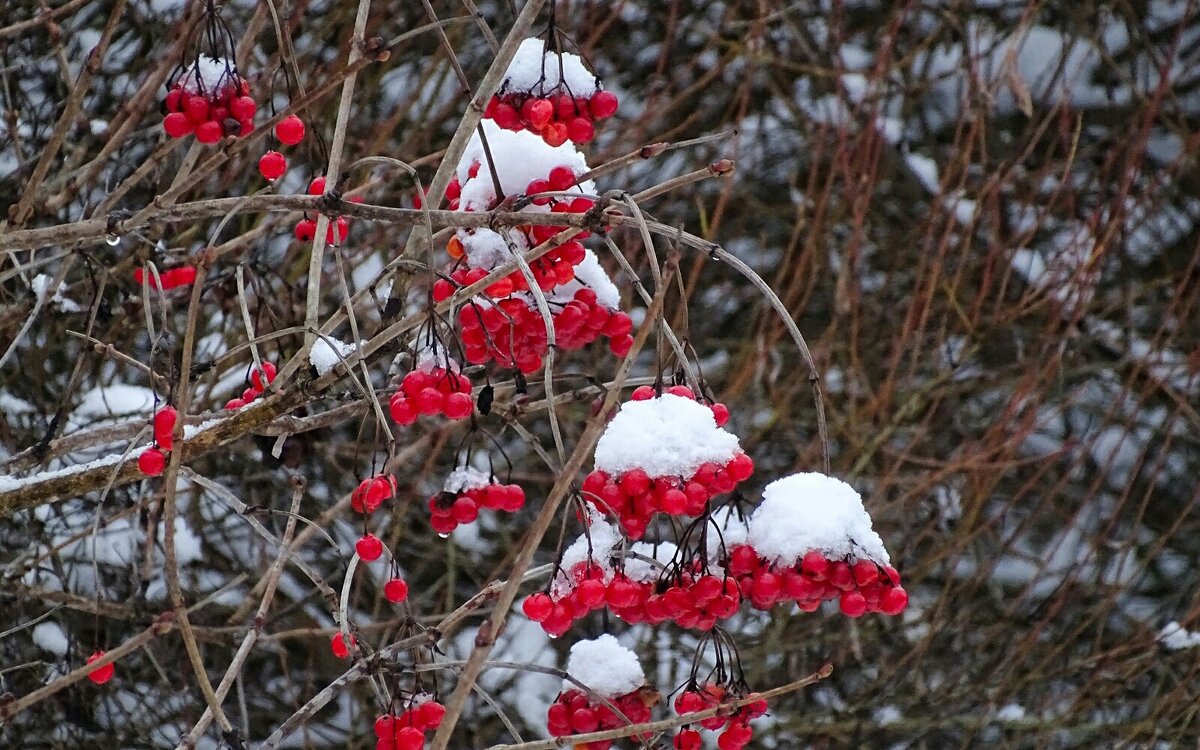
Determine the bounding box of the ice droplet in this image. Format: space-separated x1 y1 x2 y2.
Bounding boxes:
105 234 120 246
437 533 449 539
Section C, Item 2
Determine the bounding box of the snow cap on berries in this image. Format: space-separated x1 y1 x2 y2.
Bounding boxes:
564 634 645 698
593 393 741 479
443 466 491 494
547 248 620 310
747 472 890 566
551 508 621 598
705 506 750 564
455 227 527 270
178 55 238 94
622 540 678 583
456 120 594 211
503 38 600 97
415 346 461 375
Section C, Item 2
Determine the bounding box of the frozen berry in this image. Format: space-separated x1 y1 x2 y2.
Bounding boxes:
275 114 305 145
258 150 287 180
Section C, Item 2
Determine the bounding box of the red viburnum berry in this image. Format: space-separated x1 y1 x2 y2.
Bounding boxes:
194 120 223 144
384 577 409 603
258 150 287 180
416 699 446 729
589 90 619 119
163 112 192 138
522 593 554 622
356 533 384 562
330 632 355 658
153 406 177 450
230 95 256 121
295 219 317 242
86 650 115 684
674 729 703 750
275 114 305 145
138 447 165 476
251 361 277 391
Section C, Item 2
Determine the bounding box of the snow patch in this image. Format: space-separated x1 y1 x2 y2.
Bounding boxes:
563 634 645 698
443 466 491 494
32 622 69 656
310 337 361 376
1159 621 1200 650
552 510 621 598
456 119 594 212
503 38 599 97
177 55 238 95
593 394 740 479
747 472 890 565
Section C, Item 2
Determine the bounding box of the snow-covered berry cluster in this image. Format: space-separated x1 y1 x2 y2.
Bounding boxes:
389 358 474 426
137 405 177 477
224 361 276 410
374 696 447 750
546 635 653 748
673 683 767 750
726 473 908 617
582 388 752 538
163 56 255 144
427 467 525 534
133 266 197 290
488 39 619 147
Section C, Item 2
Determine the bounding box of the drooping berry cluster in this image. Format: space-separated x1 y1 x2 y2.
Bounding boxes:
352 475 397 514
583 386 750 538
134 266 197 290
427 467 526 534
162 56 255 144
224 361 277 410
489 38 619 147
389 365 474 425
546 688 653 749
673 684 767 750
522 562 607 637
453 287 633 374
294 177 356 243
374 697 447 750
728 545 908 616
138 405 178 477
606 569 741 632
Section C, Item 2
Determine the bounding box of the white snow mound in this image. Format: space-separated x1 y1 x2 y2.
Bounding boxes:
178 55 238 95
443 466 491 494
623 541 677 583
456 120 594 211
593 394 740 479
503 38 599 97
563 634 645 698
747 472 890 565
310 338 360 376
548 248 620 310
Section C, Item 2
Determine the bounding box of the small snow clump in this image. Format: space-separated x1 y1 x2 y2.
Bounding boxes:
593 393 740 479
1159 621 1200 650
563 634 645 698
503 38 599 97
747 472 889 565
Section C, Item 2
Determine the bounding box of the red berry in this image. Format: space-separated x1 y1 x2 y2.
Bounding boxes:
416 700 446 729
330 632 356 658
522 97 554 130
674 691 705 714
275 114 305 145
384 577 409 603
153 406 177 449
230 95 257 120
674 729 702 750
631 385 656 401
308 176 327 195
138 447 165 476
710 402 730 426
182 95 209 124
567 116 595 144
356 533 384 562
391 727 424 750
444 391 473 420
163 112 192 138
589 90 619 119
839 590 868 618
295 219 317 241
194 120 223 144
548 165 576 191
251 361 277 390
881 585 908 615
541 121 569 147
522 593 554 622
258 150 287 180
86 650 115 684
389 396 418 425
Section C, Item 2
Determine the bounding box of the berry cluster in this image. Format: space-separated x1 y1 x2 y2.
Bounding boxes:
294 176 354 244
374 698 447 750
727 545 908 616
427 478 526 535
225 362 277 410
86 650 115 685
133 266 197 290
488 89 619 147
162 64 255 144
388 366 474 425
673 684 767 750
546 688 653 749
454 288 632 374
138 406 178 477
606 571 741 631
522 562 608 637
581 455 753 540
352 475 397 514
